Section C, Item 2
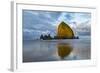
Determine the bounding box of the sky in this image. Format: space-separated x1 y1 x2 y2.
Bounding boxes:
23 10 91 40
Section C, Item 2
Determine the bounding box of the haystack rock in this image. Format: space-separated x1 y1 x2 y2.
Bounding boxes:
57 21 74 39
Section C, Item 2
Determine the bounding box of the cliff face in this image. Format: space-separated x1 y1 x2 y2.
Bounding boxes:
57 21 74 39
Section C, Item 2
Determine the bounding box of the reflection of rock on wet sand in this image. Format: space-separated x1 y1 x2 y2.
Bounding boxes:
57 43 73 60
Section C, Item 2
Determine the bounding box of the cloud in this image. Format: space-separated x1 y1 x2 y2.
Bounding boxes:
23 10 91 40
76 20 91 36
59 12 91 36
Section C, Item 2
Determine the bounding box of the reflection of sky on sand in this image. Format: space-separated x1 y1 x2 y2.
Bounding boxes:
23 38 90 62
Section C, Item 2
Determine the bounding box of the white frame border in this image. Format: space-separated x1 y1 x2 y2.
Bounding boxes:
11 1 97 72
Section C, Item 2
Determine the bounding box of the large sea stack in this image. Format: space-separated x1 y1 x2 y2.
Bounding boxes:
57 21 75 39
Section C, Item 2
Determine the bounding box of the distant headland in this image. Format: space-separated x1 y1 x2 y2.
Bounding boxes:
40 21 79 40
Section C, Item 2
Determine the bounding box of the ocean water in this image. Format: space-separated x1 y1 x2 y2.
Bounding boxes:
23 37 90 62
